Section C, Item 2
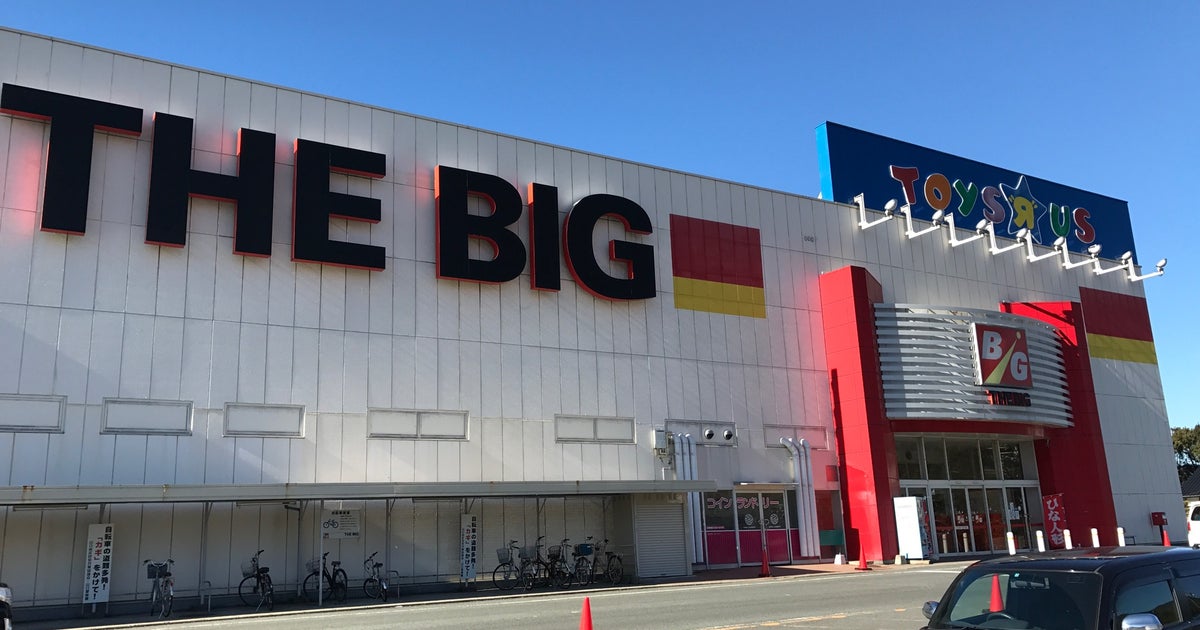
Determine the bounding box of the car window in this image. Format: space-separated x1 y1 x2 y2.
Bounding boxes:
1191 507 1200 521
940 570 1099 630
1176 574 1200 622
1114 579 1181 627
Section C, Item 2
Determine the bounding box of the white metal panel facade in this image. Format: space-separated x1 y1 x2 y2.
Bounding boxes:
0 26 1179 604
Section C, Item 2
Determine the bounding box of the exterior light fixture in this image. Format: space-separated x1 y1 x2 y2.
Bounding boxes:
1125 253 1167 282
855 194 897 229
983 223 1025 256
1093 246 1130 275
1060 241 1099 269
901 204 943 239
1025 235 1064 262
944 213 988 247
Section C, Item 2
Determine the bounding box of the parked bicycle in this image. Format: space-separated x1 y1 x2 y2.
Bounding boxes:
362 551 393 602
546 538 573 588
143 558 174 618
238 549 274 611
592 538 624 584
572 537 595 586
303 551 347 603
492 536 548 590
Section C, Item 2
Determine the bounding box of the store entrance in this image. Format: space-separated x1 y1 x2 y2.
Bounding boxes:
896 436 1042 555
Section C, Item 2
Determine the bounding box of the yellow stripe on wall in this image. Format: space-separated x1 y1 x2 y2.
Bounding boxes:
1086 333 1158 364
673 277 766 318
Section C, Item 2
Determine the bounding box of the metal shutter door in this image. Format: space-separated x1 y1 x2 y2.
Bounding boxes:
635 500 688 578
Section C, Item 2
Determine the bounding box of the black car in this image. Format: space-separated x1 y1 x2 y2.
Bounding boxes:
921 546 1200 630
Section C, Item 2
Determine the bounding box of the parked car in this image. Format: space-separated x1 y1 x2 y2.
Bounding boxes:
920 546 1200 630
1187 501 1200 549
0 581 11 630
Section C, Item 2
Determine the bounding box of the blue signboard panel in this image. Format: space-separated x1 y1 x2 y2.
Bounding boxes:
816 122 1137 260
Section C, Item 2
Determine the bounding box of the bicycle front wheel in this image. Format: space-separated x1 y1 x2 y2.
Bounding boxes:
238 575 259 607
149 590 162 617
550 561 571 589
161 593 173 618
302 571 330 602
492 562 518 590
262 574 274 611
363 577 382 600
574 557 593 586
332 568 348 602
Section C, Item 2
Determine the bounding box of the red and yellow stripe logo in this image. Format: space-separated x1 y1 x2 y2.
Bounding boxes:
669 215 766 318
1079 287 1157 364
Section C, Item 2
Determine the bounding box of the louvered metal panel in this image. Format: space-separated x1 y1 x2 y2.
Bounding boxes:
875 305 1071 427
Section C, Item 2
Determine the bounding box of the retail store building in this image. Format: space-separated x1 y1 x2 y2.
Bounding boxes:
0 28 1179 609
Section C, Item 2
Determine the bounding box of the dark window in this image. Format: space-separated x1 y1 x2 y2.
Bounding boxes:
896 436 923 479
925 438 948 480
703 491 735 531
1114 580 1181 626
980 442 999 480
999 442 1024 480
946 439 983 480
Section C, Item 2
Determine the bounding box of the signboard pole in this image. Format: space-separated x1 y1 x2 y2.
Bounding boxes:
318 499 323 608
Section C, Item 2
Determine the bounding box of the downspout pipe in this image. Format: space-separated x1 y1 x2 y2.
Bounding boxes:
798 438 820 558
684 434 703 562
781 437 821 558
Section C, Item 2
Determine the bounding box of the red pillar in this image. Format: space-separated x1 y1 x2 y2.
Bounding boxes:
1001 301 1118 544
819 266 898 563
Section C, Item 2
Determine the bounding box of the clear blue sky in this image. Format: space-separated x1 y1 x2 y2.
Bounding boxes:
4 1 1197 427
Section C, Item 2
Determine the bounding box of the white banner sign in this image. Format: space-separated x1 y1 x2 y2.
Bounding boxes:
460 514 478 581
321 509 361 539
83 523 114 604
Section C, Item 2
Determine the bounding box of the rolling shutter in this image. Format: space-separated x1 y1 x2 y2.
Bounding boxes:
634 496 688 578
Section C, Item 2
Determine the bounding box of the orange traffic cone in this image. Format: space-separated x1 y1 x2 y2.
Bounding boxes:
1163 527 1172 547
989 574 1003 612
579 596 593 630
759 549 772 577
855 554 870 571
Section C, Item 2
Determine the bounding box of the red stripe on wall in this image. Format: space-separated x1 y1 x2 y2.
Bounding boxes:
1078 287 1153 342
669 214 764 286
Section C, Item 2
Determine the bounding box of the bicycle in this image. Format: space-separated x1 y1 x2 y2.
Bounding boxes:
592 538 624 584
238 549 274 611
572 537 595 586
362 551 392 602
546 538 573 588
303 551 347 604
143 558 174 618
523 535 551 589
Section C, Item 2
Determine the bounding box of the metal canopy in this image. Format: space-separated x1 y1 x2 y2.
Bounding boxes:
0 479 717 506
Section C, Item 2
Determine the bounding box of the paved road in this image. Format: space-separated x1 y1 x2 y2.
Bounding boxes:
61 563 970 630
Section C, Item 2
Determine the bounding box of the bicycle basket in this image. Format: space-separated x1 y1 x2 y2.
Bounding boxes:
305 558 321 573
240 560 256 578
548 545 562 560
146 563 168 579
496 547 512 564
574 543 593 557
518 545 535 561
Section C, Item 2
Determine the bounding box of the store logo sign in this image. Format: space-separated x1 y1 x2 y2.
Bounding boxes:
973 323 1032 388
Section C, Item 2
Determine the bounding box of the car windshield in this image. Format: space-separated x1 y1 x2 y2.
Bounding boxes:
931 569 1101 630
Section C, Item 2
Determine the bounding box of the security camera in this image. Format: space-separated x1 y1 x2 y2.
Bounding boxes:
703 429 715 440
723 429 734 441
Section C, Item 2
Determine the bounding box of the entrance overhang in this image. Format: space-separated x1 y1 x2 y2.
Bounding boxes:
0 479 717 506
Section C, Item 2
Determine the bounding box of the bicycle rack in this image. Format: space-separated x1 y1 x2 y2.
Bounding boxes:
197 580 212 613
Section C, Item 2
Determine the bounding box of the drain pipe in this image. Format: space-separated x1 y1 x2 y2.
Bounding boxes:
798 438 820 558
683 434 703 562
781 437 820 558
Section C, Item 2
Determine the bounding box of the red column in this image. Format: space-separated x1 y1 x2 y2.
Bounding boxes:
819 266 898 562
1001 301 1118 544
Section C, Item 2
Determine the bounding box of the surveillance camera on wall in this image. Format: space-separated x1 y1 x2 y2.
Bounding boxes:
703 428 715 440
723 429 734 440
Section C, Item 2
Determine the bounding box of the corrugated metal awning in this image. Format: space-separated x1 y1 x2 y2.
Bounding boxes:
0 479 717 506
